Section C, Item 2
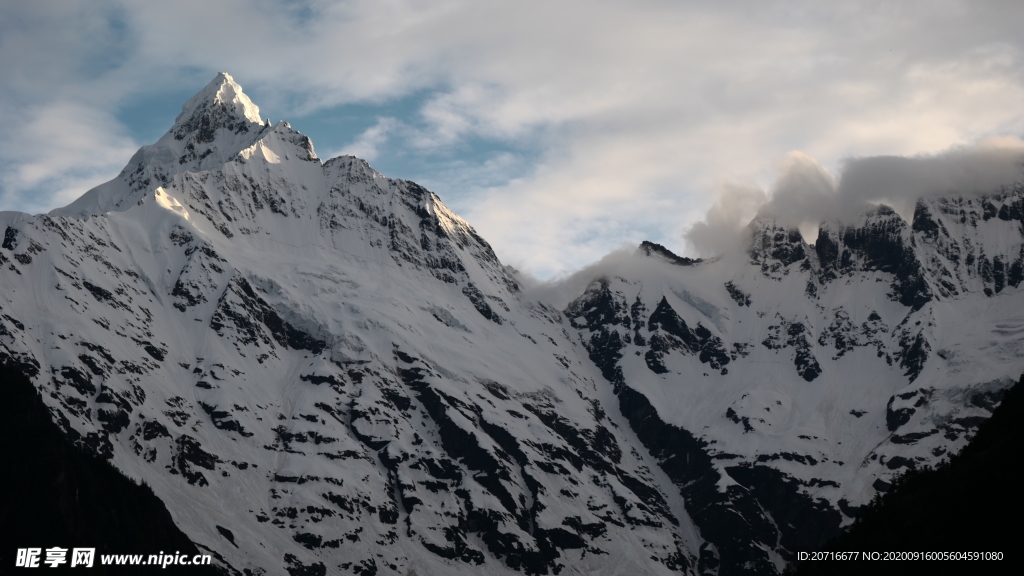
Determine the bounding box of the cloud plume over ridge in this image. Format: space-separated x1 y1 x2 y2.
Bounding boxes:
685 137 1024 257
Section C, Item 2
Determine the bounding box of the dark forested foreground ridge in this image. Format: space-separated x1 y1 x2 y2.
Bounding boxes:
789 374 1024 576
0 366 225 574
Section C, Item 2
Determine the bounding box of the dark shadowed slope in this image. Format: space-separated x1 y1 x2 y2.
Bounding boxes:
790 374 1024 576
0 366 227 574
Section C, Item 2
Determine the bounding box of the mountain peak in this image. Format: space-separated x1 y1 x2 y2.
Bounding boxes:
50 73 271 219
171 72 263 140
636 240 701 266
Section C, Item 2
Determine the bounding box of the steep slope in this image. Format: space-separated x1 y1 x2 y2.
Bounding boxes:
2 73 1022 576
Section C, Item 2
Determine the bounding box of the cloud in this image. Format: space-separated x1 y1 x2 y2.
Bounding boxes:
835 136 1024 217
760 152 840 225
327 117 399 162
684 181 769 257
3 1 1024 277
0 100 139 214
518 244 642 309
683 137 1024 257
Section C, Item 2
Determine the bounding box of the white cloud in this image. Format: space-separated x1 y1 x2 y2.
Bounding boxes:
684 181 769 258
327 117 399 162
0 101 139 214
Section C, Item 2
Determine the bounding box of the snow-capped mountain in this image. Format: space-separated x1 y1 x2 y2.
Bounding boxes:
2 73 1022 576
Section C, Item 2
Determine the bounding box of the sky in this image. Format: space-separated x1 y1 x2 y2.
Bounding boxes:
2 1 1024 278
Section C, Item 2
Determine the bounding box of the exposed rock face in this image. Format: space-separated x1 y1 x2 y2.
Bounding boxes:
815 205 932 310
2 74 1023 576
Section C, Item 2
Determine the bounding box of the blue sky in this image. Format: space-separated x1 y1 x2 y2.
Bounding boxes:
2 1 1024 278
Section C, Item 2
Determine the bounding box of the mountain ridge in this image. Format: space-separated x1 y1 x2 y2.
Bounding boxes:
3 74 1023 576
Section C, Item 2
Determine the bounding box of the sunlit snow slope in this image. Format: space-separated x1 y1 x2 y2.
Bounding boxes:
2 74 1022 576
